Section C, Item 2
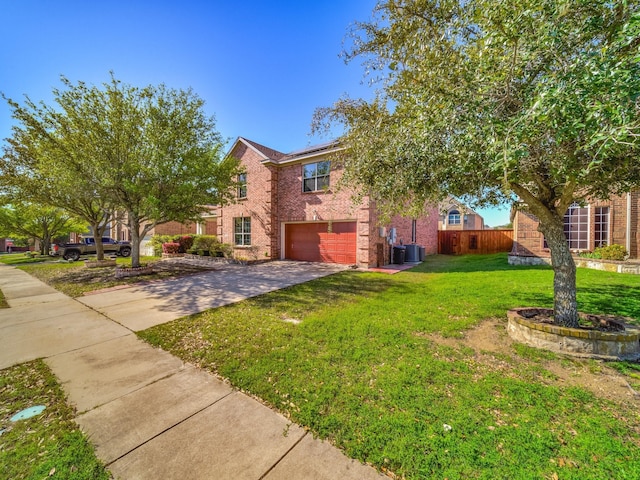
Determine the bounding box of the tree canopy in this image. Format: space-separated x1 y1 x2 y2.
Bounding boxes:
0 203 85 255
2 74 239 266
316 0 640 326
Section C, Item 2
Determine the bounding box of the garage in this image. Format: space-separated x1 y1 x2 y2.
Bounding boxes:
284 221 357 264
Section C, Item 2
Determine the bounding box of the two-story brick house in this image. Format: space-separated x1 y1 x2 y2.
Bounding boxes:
215 137 438 267
510 192 640 262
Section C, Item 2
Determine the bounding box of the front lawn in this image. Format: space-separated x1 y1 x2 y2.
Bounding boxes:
0 360 110 480
140 254 640 479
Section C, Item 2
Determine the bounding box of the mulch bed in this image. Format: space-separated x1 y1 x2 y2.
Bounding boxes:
518 307 627 332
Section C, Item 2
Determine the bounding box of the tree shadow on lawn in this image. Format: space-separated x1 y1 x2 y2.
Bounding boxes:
578 284 640 323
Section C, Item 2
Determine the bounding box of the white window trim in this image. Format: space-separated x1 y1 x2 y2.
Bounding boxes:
234 217 251 246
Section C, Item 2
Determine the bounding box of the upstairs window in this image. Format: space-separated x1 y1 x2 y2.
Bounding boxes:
237 173 247 199
448 209 461 225
303 161 330 192
234 217 251 246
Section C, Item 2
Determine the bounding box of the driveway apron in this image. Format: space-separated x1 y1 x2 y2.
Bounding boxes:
0 262 384 479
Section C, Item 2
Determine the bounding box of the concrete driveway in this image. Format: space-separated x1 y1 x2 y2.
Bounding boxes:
78 260 347 331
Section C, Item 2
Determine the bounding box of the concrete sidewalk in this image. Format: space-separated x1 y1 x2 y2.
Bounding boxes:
0 262 385 480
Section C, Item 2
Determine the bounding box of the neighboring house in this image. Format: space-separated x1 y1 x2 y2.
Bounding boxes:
438 198 485 230
511 192 640 262
214 137 439 267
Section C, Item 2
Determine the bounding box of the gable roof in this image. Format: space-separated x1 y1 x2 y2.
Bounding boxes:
276 140 342 164
240 137 286 162
227 137 286 162
228 137 343 165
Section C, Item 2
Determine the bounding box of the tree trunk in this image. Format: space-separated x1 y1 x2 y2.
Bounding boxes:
128 213 142 268
41 234 51 255
37 219 49 255
90 221 107 260
539 216 579 328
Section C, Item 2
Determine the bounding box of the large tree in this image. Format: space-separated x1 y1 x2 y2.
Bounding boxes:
316 0 640 327
2 75 239 267
0 202 85 255
2 79 126 260
90 77 239 268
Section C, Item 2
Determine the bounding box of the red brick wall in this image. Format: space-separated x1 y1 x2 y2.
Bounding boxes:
392 211 439 253
153 221 198 236
204 219 217 235
277 160 373 265
512 210 545 256
618 191 640 258
610 195 627 250
367 203 439 267
217 142 277 260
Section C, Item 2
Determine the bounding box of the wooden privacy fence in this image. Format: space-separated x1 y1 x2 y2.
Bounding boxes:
438 230 514 255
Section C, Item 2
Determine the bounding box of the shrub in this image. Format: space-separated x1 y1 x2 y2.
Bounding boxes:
162 242 181 254
189 235 219 255
150 235 174 256
578 250 601 259
595 244 628 261
177 235 194 253
216 243 234 258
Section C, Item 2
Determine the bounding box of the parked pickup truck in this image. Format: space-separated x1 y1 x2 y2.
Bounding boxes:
50 237 132 261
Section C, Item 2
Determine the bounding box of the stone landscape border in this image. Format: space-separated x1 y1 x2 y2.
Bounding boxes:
507 308 640 361
115 265 154 278
508 254 640 274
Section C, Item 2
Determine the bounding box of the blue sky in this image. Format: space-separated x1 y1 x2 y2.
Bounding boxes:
0 0 510 226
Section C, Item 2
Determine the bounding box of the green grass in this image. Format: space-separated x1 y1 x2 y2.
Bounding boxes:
0 253 49 265
0 289 7 308
140 253 640 479
0 360 110 480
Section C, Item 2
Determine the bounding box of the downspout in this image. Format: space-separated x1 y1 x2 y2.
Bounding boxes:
627 193 632 254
